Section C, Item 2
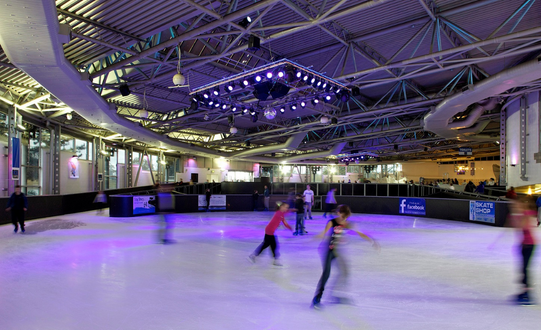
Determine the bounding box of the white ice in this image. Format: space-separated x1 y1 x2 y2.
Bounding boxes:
0 210 540 330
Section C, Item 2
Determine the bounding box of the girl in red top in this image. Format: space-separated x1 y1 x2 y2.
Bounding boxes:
248 202 292 266
511 197 537 305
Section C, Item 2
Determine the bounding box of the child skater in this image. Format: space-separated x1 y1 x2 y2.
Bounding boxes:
510 197 537 305
248 201 293 266
294 194 306 235
311 204 379 309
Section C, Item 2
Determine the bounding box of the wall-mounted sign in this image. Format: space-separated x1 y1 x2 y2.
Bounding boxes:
69 156 79 179
399 198 426 216
469 201 495 223
459 147 472 155
133 196 156 215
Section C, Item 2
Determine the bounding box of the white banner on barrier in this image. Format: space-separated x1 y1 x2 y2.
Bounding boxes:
198 195 227 210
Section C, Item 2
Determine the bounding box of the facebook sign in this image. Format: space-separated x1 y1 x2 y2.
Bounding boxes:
399 198 426 216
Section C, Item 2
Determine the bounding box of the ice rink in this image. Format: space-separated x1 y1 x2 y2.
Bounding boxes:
1 210 540 330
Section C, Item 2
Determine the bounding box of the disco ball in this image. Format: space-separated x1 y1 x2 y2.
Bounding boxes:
173 73 186 86
264 108 277 120
230 127 238 134
320 116 330 124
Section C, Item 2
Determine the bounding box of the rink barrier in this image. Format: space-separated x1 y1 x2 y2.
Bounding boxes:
0 185 154 225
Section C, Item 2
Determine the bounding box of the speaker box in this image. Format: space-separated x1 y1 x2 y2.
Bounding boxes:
119 84 130 96
248 36 260 50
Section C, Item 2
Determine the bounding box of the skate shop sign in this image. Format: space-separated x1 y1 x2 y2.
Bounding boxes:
198 195 227 210
469 201 495 223
399 198 426 216
133 195 156 215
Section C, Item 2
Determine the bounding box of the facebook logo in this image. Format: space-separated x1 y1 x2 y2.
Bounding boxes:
399 198 426 215
400 199 407 213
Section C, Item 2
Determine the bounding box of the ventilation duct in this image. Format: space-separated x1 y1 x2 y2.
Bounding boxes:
424 58 541 141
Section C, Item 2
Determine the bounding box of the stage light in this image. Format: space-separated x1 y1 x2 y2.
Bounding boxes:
266 72 273 79
242 107 248 114
203 91 210 99
255 75 262 82
317 80 322 88
214 101 221 108
190 100 199 111
310 77 316 84
208 100 214 106
222 104 228 110
324 95 332 103
279 107 285 113
277 71 285 78
226 83 235 92
303 74 309 81
296 71 302 79
322 82 327 89
239 16 252 28
242 79 249 88
213 87 220 96
250 108 256 116
311 98 319 106
290 104 297 111
300 101 306 108
231 105 237 112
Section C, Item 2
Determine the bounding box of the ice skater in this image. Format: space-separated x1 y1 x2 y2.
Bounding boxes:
323 188 337 218
293 194 306 235
248 201 292 266
303 185 315 220
510 197 537 305
5 185 28 233
311 204 379 309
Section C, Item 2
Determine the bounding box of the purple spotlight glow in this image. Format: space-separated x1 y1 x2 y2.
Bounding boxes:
255 75 262 82
266 72 273 79
242 80 249 87
278 71 285 78
296 71 302 78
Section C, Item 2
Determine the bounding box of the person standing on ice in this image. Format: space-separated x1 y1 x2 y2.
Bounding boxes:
311 204 379 309
6 185 28 233
248 201 292 266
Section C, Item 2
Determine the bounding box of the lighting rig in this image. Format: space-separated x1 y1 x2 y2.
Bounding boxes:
190 59 350 120
338 152 378 165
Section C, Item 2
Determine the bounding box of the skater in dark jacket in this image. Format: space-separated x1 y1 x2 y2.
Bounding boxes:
293 194 306 235
6 185 28 233
311 204 379 309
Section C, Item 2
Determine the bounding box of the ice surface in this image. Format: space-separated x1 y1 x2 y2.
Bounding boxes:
0 210 540 330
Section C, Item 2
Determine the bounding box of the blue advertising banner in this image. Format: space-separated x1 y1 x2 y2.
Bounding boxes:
12 137 20 168
469 201 495 223
399 198 426 215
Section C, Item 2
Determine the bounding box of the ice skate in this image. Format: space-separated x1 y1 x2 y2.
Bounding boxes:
247 254 256 263
273 259 283 266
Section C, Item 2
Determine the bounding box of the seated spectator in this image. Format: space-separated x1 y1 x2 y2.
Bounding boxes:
474 181 485 194
506 186 517 199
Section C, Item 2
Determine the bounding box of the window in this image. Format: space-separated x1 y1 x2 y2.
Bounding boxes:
117 149 125 164
75 139 88 159
88 142 93 161
151 154 158 172
141 154 150 171
60 137 74 151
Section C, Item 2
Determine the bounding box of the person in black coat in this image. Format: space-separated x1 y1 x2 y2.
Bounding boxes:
252 190 259 211
6 185 28 233
205 188 212 212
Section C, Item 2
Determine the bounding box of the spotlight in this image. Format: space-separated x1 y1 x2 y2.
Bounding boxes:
255 75 262 82
241 79 249 88
311 98 320 106
203 91 210 99
296 71 302 79
279 106 285 113
277 71 285 78
300 101 306 108
242 107 248 114
222 104 227 110
213 87 220 96
249 108 256 116
214 101 221 108
226 83 235 92
322 82 327 89
324 95 332 103
251 112 259 123
317 80 322 89
66 113 73 120
239 16 252 28
190 99 199 111
208 99 214 106
231 105 237 112
310 76 316 85
303 74 309 81
266 72 273 79
290 104 297 111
